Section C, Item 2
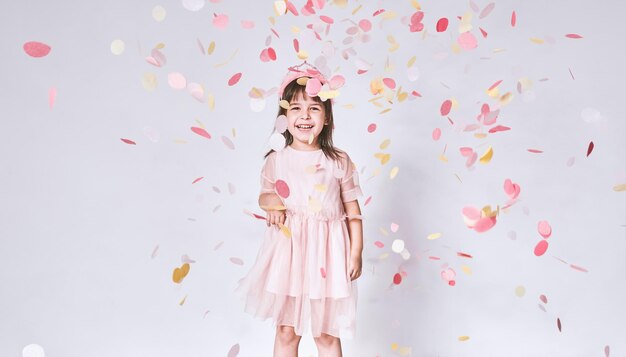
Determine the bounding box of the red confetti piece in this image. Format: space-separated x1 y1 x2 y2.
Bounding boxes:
286 1 299 15
191 126 211 139
192 177 204 184
457 252 473 258
538 220 552 238
586 141 594 157
393 273 402 284
120 138 136 145
373 9 385 16
479 27 488 38
488 80 503 91
570 264 588 273
271 28 280 39
228 72 242 86
320 15 334 24
382 77 396 89
436 18 448 32
293 39 300 53
440 99 452 116
367 123 377 133
448 280 456 286
23 41 51 57
565 33 583 39
511 11 517 27
275 179 290 198
374 241 384 248
252 213 265 220
557 318 562 332
534 240 549 256
320 267 326 278
488 125 510 133
528 149 543 153
411 90 422 97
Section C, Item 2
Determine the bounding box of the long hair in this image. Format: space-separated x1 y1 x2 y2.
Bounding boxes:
264 77 344 164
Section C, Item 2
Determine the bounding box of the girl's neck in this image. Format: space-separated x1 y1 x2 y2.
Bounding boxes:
289 142 322 151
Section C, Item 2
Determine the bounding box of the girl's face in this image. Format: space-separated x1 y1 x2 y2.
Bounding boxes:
285 92 326 149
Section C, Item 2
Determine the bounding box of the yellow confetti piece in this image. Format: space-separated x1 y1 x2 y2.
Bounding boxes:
379 227 389 236
493 48 507 53
399 346 412 356
318 90 339 101
110 39 125 55
487 86 499 97
397 90 408 102
530 37 545 44
314 184 327 192
308 133 314 144
152 5 166 22
290 25 300 34
279 100 290 109
214 49 239 68
439 154 448 162
374 153 391 165
391 343 399 351
479 146 493 164
342 104 354 109
273 1 287 16
613 184 626 192
459 11 473 33
308 196 322 212
207 41 215 55
268 16 276 26
379 139 391 150
207 93 215 110
499 92 514 106
142 72 158 91
515 285 526 297
458 336 470 342
461 265 472 275
232 128 236 138
474 133 487 139
387 35 399 52
378 253 389 260
155 42 165 50
427 232 442 240
411 0 421 9
518 77 533 91
172 263 190 283
297 50 309 60
451 42 461 54
390 166 399 179
382 10 396 20
334 0 347 8
481 205 499 218
407 56 417 67
280 224 292 238
351 4 362 14
379 108 392 115
296 77 309 86
179 294 187 305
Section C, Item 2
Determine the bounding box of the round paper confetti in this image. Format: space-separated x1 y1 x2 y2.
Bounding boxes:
432 128 441 140
534 240 549 256
228 72 242 86
393 273 402 284
436 18 448 32
181 0 204 11
227 343 240 357
367 123 377 133
457 32 478 50
440 99 452 116
275 179 290 198
110 39 125 55
250 97 266 112
22 344 45 357
515 285 526 297
269 133 285 151
391 239 404 253
275 115 288 133
168 72 186 90
152 5 167 21
23 41 51 58
537 220 552 238
400 249 411 260
142 72 158 91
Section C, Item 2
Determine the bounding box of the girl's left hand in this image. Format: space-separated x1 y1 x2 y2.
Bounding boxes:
348 254 362 281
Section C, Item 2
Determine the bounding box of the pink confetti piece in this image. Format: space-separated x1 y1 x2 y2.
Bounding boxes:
275 179 290 198
367 123 377 133
488 80 503 91
293 39 300 53
528 149 543 153
212 13 229 30
474 217 496 232
432 128 442 140
569 68 575 80
374 241 384 248
373 9 385 16
320 15 334 24
540 294 548 304
511 11 517 27
151 245 159 258
504 179 521 199
409 11 424 32
192 177 204 184
329 75 345 89
313 0 325 9
393 273 402 285
390 223 399 232
436 18 448 32
221 136 235 150
488 125 510 133
479 27 488 38
229 257 244 265
48 87 57 109
23 41 51 57
364 196 372 206
534 240 549 256
241 20 255 29
411 90 422 97
565 33 583 39
214 241 224 250
605 345 610 357
441 268 456 286
460 147 474 157
227 343 240 357
586 141 594 157
121 138 136 145
168 72 187 90
305 78 322 96
228 72 242 86
191 126 211 139
458 32 478 50
359 19 372 32
286 1 298 15
440 99 452 116
570 264 588 273
479 3 495 19
382 78 396 89
538 220 552 238
429 256 441 260
320 267 326 278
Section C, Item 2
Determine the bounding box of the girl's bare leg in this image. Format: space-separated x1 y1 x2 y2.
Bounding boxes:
313 333 342 357
274 325 302 357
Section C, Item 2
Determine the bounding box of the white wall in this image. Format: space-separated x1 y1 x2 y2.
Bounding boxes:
1 0 625 356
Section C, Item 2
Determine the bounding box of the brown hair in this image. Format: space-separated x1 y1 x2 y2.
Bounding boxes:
264 77 345 164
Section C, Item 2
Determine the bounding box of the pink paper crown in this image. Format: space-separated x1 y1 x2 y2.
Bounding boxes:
278 61 328 99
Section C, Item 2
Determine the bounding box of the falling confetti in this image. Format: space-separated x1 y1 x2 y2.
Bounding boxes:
436 18 448 32
221 136 235 150
538 220 552 238
534 240 549 256
393 273 402 284
22 344 45 357
23 41 51 57
172 263 190 283
586 141 594 157
229 257 244 265
227 343 240 357
557 318 562 332
191 126 211 139
48 87 57 109
120 138 136 145
110 39 125 55
228 72 242 86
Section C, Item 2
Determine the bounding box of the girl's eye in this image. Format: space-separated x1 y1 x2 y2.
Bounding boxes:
290 107 300 111
311 107 320 111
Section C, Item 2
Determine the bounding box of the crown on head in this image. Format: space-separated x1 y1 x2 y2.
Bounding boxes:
277 61 328 100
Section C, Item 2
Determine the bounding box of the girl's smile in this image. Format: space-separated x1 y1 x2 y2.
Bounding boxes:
286 93 326 150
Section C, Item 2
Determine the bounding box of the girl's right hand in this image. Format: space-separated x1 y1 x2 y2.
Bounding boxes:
266 209 286 228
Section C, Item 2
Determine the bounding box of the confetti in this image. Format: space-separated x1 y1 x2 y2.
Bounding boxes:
427 232 442 240
182 0 204 11
121 138 136 145
479 146 493 164
389 166 399 179
229 257 244 265
241 20 255 29
192 177 204 184
110 39 125 55
613 184 626 192
22 344 45 357
393 273 402 284
605 345 610 357
142 72 158 91
191 127 211 139
228 72 242 86
221 136 235 150
565 33 583 39
172 263 190 283
151 245 159 258
367 123 377 133
280 224 292 238
557 318 562 332
374 241 384 248
440 100 452 116
432 128 442 140
534 240 549 256
391 239 404 253
23 41 51 57
570 264 588 273
458 336 470 341
436 18 448 32
515 286 526 297
540 294 548 304
212 13 229 30
227 343 240 357
586 141 594 157
152 5 166 21
275 179 290 198
168 72 186 90
511 11 517 27
48 87 57 109
479 3 495 19
320 267 326 278
538 220 552 238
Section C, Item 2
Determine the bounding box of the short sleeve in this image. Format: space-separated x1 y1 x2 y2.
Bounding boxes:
340 153 363 203
259 152 277 195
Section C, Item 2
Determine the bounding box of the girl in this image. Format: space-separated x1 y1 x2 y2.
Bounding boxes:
235 62 363 357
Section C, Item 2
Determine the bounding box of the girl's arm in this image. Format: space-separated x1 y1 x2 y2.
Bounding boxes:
259 193 286 228
344 200 363 280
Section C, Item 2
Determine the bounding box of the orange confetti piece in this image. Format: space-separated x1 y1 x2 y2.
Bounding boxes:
120 138 136 145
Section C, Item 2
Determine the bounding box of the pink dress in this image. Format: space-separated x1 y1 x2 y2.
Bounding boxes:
235 145 363 338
